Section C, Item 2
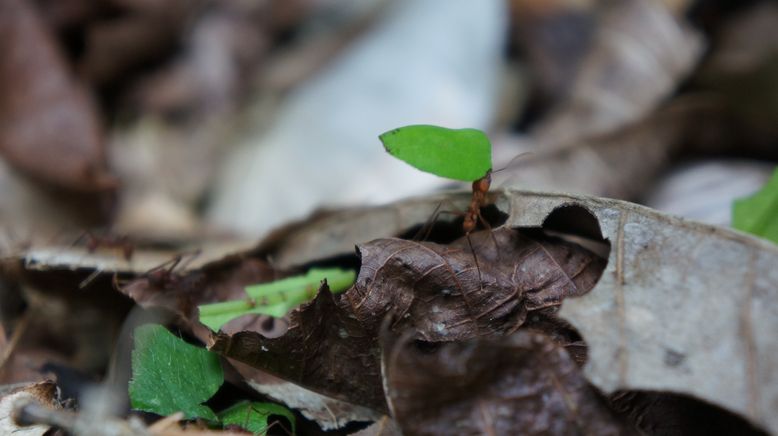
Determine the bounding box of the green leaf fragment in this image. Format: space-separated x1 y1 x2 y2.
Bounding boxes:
129 324 223 420
379 124 492 182
198 268 356 331
219 401 296 435
733 167 778 244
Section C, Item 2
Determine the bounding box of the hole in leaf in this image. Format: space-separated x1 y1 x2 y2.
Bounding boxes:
297 251 361 273
541 203 610 260
412 339 441 354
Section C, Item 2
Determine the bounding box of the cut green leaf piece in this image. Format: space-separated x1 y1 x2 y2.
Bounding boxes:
198 268 356 331
733 167 778 244
379 125 492 181
129 324 223 420
219 401 296 435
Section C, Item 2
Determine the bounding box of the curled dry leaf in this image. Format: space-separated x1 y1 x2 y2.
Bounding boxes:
0 0 114 192
209 227 606 412
381 330 629 435
347 227 604 341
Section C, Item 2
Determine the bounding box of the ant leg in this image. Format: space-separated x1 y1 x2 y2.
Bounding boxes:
71 230 95 249
476 209 501 260
147 255 183 276
465 231 486 339
111 272 123 291
177 249 202 271
465 233 483 287
412 202 443 242
412 201 466 242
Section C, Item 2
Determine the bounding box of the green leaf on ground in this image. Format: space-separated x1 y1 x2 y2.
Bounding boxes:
198 268 356 331
219 401 296 435
129 324 223 420
733 167 778 244
379 125 492 181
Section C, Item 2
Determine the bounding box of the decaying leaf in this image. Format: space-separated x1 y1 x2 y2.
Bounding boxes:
0 381 59 436
347 227 604 340
0 0 115 192
500 190 778 434
209 226 606 412
210 283 384 411
381 330 629 435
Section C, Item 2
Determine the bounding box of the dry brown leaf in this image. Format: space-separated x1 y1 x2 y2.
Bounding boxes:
346 228 604 340
381 330 629 435
0 0 115 192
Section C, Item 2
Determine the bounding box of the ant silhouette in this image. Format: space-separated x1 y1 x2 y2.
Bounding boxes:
112 250 202 292
74 231 134 261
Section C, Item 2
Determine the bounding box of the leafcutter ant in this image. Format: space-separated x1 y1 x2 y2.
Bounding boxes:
418 153 530 285
74 231 134 261
112 250 202 293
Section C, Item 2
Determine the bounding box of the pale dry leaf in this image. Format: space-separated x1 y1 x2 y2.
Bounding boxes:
501 190 778 434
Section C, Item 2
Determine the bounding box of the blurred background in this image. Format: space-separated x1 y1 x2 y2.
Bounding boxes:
1 0 776 247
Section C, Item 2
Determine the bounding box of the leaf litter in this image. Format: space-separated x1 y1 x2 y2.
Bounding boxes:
3 0 778 433
209 226 607 414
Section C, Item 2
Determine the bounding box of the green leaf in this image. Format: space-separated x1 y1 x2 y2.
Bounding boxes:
129 324 223 420
733 168 778 244
379 125 492 181
198 268 356 331
219 401 296 435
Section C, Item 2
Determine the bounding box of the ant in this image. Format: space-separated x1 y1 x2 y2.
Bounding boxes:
463 169 492 235
419 153 530 284
74 231 134 261
113 250 202 292
463 169 493 281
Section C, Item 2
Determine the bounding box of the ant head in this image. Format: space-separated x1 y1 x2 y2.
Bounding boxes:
472 173 491 192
